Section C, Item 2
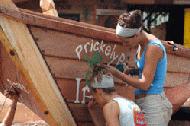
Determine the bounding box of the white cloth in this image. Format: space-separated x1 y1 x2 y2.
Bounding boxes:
92 75 114 88
113 97 140 126
116 24 141 37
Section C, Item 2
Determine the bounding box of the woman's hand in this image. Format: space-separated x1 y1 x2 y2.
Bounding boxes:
102 65 122 78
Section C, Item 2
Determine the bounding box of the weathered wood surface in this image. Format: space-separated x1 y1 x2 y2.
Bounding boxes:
31 26 190 81
167 54 190 74
165 82 190 112
30 26 129 63
88 104 105 126
68 103 93 126
0 27 75 126
0 4 190 59
28 24 190 125
165 72 190 87
0 45 94 125
30 24 190 113
0 1 190 126
0 1 76 125
0 44 42 119
56 79 87 102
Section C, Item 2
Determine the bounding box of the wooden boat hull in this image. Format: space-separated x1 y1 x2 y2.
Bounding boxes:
0 0 190 125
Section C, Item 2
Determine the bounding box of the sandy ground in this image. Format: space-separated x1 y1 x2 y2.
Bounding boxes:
0 93 48 126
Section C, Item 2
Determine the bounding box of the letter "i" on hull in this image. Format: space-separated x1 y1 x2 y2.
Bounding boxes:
74 78 81 103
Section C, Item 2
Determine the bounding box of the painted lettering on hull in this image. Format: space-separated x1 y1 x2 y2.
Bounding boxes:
75 40 128 64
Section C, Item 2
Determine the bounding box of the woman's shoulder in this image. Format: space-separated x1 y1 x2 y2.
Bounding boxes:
148 38 162 45
145 41 164 62
148 38 165 51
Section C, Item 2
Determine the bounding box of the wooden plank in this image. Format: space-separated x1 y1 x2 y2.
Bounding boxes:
165 72 190 87
0 26 61 125
45 57 89 79
0 6 116 43
0 1 76 125
88 104 105 126
31 27 190 75
56 78 135 102
45 55 190 82
1 42 133 125
30 26 130 63
68 103 93 122
45 57 131 80
165 82 190 112
0 44 48 117
0 5 190 59
56 79 87 102
44 56 136 88
168 54 190 74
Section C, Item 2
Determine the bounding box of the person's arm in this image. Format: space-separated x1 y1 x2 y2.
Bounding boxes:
106 45 163 90
103 101 120 126
2 81 21 126
2 95 18 126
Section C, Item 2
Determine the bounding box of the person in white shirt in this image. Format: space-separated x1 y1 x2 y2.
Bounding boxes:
90 66 147 126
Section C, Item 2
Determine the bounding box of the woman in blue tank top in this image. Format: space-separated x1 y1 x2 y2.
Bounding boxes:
105 10 173 126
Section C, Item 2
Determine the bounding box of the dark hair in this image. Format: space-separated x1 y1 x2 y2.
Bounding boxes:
91 87 116 94
118 10 143 28
90 65 116 94
91 65 108 82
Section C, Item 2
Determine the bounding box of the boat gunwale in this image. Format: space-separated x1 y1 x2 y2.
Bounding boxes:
0 5 190 59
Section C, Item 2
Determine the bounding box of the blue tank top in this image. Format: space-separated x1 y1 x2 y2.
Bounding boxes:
135 39 167 95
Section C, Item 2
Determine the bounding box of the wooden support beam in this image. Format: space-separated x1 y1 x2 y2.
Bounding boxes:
0 0 76 126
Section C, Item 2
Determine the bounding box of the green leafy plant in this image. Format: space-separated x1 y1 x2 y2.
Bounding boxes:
83 52 103 86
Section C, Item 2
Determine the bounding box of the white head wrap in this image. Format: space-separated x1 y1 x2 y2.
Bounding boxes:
92 75 114 88
116 24 141 37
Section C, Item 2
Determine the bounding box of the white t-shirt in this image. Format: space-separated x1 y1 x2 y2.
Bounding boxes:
113 97 140 126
